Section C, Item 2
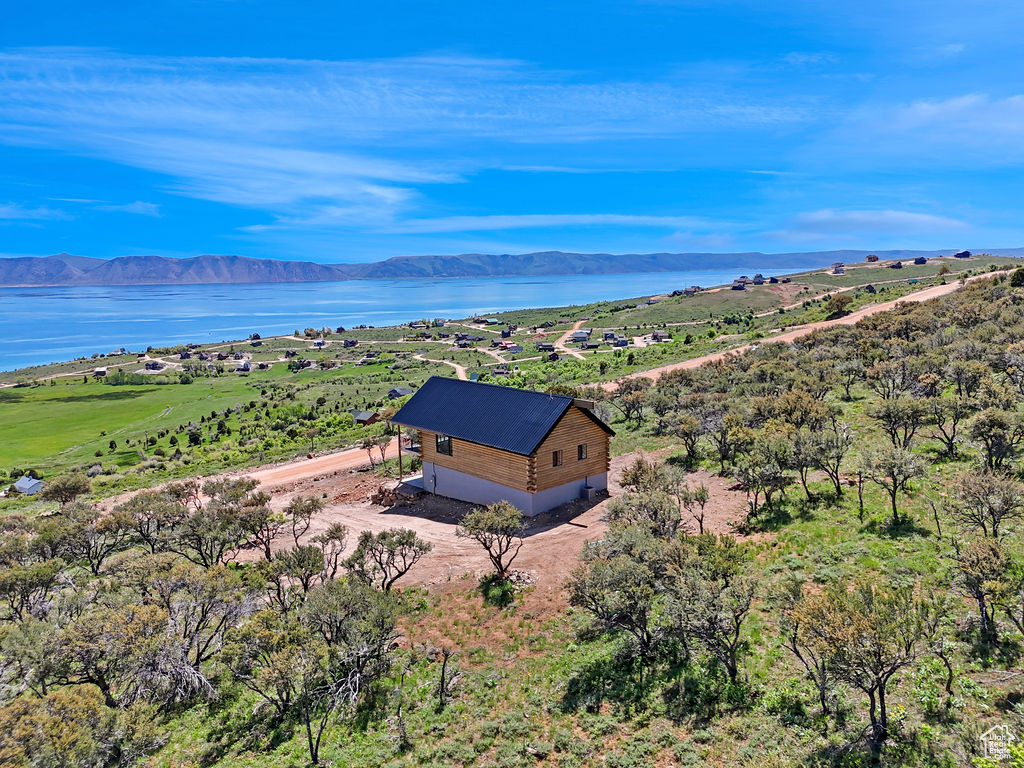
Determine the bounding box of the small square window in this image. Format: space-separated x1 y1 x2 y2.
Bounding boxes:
552 450 563 467
577 444 588 461
436 434 452 456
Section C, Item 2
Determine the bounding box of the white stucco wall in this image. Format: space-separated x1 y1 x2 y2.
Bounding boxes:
421 461 606 516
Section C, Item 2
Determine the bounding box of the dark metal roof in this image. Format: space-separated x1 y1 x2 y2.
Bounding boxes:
391 376 612 456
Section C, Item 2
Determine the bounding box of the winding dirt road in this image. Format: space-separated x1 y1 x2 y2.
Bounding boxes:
601 272 1003 392
413 354 468 380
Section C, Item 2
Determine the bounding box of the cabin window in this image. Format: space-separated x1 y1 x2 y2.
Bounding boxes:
552 450 563 467
577 443 588 461
436 434 452 456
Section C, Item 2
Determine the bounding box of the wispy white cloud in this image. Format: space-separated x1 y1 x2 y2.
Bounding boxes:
832 93 1024 167
0 48 812 230
769 208 968 242
0 203 68 220
783 52 838 66
375 214 716 234
94 200 161 216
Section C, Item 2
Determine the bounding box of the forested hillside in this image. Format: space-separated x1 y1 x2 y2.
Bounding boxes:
6 272 1024 766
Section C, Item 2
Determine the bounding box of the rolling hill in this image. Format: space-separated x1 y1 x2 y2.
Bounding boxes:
0 248 1020 287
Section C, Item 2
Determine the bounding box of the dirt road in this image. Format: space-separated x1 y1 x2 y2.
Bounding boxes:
602 273 1002 391
555 320 586 360
225 437 400 488
413 354 468 380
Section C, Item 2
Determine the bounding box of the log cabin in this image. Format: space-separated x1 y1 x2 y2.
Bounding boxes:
392 376 614 515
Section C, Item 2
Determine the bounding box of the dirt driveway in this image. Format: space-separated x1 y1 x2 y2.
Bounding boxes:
248 452 749 593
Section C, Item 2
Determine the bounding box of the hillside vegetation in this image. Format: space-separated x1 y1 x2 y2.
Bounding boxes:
6 262 1024 766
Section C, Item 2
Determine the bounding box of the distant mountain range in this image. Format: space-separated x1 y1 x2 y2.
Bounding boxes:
1 249 1021 287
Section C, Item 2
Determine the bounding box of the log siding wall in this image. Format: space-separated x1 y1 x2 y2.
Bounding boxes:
532 407 610 492
416 406 609 495
420 429 534 491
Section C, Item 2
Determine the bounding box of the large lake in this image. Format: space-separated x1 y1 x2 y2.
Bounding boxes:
0 267 808 371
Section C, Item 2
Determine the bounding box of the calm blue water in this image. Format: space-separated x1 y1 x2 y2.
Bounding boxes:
0 268 805 371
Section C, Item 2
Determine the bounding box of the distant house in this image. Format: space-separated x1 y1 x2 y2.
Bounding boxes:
536 342 555 352
93 367 107 378
236 361 251 372
144 361 163 371
13 476 43 495
506 345 523 353
179 351 192 360
501 328 512 338
409 322 428 330
257 362 271 370
731 280 746 291
866 254 879 262
233 352 244 360
780 277 791 283
614 337 629 347
603 331 616 341
343 339 359 348
313 340 325 349
889 261 904 269
546 352 561 361
392 377 614 515
457 340 471 348
913 256 928 265
953 250 972 258
646 297 663 305
580 341 600 350
388 386 415 400
570 330 590 342
349 409 379 426
652 330 672 342
752 276 766 285
250 340 263 347
831 263 846 275
768 276 779 284
198 352 210 361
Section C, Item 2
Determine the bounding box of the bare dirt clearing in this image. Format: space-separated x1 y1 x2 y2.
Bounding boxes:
237 452 750 594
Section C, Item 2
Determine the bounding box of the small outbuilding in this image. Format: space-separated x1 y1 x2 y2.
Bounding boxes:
392 377 614 515
388 386 415 400
13 476 43 495
349 409 380 426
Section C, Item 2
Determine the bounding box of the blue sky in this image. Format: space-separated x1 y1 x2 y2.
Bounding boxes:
2 0 1023 263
